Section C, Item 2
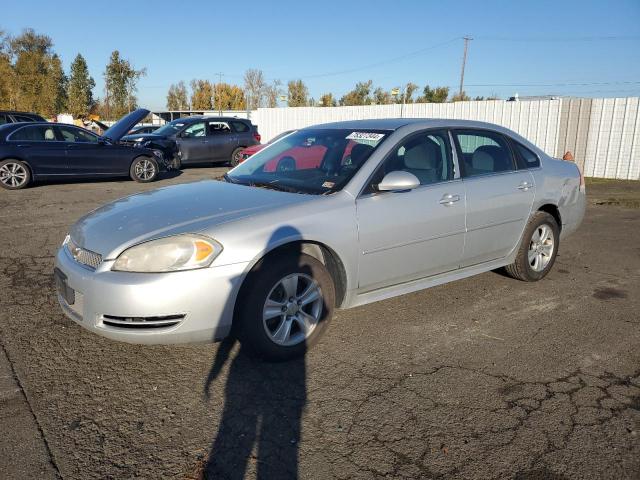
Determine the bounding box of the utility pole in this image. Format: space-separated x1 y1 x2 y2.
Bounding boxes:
459 36 472 98
214 72 224 115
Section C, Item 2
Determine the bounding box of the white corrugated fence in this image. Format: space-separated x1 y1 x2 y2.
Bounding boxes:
250 97 640 180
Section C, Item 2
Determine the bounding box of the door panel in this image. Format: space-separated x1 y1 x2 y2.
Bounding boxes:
357 182 466 290
206 121 237 161
8 125 66 176
452 129 536 266
176 122 208 163
57 126 125 175
356 129 465 291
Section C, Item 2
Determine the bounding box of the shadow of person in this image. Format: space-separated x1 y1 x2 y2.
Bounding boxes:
203 230 317 479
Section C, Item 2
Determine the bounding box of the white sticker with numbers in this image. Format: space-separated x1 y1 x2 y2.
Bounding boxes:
345 132 385 142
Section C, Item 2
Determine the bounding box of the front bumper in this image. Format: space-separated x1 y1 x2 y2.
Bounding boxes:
55 246 248 344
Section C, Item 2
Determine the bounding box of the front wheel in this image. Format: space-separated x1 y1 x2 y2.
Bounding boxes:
130 156 159 182
235 253 335 361
505 211 560 281
0 159 31 190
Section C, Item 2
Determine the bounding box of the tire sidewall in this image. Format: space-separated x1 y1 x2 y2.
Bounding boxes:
0 159 31 190
130 156 158 182
517 212 560 281
230 147 244 168
235 253 335 361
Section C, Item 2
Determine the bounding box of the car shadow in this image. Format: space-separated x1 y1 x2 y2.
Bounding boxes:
27 169 183 189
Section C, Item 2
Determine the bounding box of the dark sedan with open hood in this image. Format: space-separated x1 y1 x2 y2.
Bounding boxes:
0 108 169 190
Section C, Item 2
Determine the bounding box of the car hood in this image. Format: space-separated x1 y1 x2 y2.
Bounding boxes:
102 108 150 142
70 180 313 259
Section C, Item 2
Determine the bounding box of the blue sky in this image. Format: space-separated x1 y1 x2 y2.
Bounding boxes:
4 0 640 110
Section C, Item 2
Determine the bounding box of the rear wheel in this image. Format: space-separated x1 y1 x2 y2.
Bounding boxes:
130 156 159 182
505 211 559 281
230 147 245 168
0 159 31 190
235 253 335 361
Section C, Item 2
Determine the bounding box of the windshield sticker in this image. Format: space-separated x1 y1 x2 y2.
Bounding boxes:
322 181 335 189
346 132 385 142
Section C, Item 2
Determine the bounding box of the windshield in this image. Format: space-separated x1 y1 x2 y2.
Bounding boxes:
227 128 389 194
154 120 187 136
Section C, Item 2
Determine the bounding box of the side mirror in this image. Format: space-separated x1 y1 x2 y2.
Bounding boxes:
377 170 420 192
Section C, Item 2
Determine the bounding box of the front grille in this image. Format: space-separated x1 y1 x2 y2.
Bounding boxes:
66 237 102 270
102 314 185 329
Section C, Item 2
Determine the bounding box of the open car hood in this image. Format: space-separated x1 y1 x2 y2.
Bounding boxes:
102 108 150 142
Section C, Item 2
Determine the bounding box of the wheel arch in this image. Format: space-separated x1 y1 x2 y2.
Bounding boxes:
238 240 348 309
537 203 562 232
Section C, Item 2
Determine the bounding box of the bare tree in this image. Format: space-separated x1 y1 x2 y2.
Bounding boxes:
243 68 266 110
264 79 282 108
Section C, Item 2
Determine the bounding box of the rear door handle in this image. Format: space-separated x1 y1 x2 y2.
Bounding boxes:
518 181 533 191
439 194 460 206
17 144 31 148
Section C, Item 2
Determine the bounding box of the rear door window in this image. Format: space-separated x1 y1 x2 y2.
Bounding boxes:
453 130 515 177
207 121 232 135
9 125 58 141
230 121 249 133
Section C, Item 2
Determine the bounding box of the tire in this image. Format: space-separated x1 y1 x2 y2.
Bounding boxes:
0 159 31 190
234 252 335 361
130 156 159 183
230 147 245 168
505 211 560 281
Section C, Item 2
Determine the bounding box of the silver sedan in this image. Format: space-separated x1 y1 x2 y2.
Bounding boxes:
55 119 585 360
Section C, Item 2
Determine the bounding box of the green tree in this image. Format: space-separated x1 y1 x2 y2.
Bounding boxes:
66 54 95 117
340 80 373 106
287 79 308 107
8 28 67 116
318 93 336 107
396 82 418 104
451 91 471 102
373 87 392 105
103 50 146 119
190 79 213 109
0 30 15 109
166 81 189 110
417 85 449 103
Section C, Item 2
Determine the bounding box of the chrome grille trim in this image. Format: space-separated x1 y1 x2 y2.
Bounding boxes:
101 314 185 329
65 237 102 270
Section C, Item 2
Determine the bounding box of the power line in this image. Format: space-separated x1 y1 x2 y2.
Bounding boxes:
295 37 461 79
475 35 640 42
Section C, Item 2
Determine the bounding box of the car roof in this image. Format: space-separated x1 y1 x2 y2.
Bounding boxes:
172 116 250 123
307 118 515 131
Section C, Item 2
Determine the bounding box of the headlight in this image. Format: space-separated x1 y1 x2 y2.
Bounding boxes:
112 234 222 273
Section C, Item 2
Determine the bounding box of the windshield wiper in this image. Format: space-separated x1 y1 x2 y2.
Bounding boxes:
222 173 237 184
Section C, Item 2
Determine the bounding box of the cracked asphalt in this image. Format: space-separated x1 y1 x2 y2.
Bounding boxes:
0 169 638 480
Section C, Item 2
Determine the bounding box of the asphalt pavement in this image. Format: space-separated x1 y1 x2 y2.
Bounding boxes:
0 168 638 479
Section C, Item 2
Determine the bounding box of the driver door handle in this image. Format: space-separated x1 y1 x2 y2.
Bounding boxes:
439 194 460 206
517 181 533 191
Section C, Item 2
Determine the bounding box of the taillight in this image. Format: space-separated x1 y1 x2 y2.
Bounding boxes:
253 132 261 142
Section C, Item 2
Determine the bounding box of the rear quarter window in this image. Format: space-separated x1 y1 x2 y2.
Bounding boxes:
230 121 250 133
514 142 541 169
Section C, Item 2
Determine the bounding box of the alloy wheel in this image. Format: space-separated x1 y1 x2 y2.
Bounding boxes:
262 273 323 347
528 224 555 272
134 158 155 180
0 162 28 188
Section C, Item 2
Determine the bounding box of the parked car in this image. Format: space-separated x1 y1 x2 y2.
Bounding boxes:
237 130 295 163
0 108 168 189
0 110 46 125
121 116 260 168
128 125 160 135
55 119 585 360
